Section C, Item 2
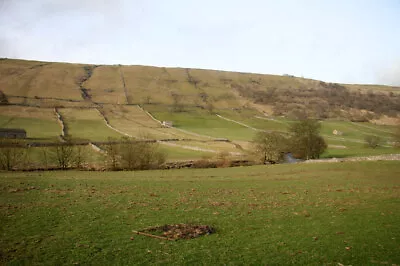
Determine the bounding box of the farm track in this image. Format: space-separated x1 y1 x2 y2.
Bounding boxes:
95 108 131 137
350 121 394 134
254 116 288 125
160 141 217 153
216 114 258 131
218 114 287 134
89 142 105 154
140 106 217 140
304 153 400 163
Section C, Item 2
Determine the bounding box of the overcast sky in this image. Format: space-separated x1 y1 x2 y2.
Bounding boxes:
1 0 399 85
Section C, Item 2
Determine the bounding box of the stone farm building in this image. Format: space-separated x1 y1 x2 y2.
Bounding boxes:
0 128 27 139
332 129 343 136
161 121 173 127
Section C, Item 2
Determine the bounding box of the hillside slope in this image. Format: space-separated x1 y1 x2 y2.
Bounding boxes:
1 58 399 118
0 58 399 161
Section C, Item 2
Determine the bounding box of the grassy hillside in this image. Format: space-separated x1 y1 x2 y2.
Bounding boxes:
0 58 398 160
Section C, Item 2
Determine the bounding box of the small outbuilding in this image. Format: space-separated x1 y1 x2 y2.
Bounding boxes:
161 121 173 127
0 128 27 139
332 129 343 136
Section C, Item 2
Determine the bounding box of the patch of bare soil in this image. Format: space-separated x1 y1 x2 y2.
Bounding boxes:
133 224 215 240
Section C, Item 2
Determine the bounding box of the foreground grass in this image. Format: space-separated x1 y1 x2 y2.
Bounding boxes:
1 162 399 265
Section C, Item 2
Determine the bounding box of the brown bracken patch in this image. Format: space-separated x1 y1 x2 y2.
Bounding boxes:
133 224 215 240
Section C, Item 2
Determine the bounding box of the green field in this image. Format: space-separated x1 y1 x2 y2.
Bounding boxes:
1 161 399 265
59 108 123 141
145 106 256 141
0 106 61 140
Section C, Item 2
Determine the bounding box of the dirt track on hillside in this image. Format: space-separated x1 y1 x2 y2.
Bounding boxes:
303 154 400 164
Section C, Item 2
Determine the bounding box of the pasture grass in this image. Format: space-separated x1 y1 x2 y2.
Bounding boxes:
83 65 127 104
1 161 399 265
147 107 256 141
59 108 123 141
159 143 213 161
322 145 399 158
102 105 198 140
0 106 61 140
0 116 60 140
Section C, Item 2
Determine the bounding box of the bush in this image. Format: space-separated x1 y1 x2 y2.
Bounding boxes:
0 90 8 104
52 142 75 169
0 139 26 170
105 137 166 170
394 125 400 148
289 119 327 159
365 135 381 149
216 151 232 168
192 159 217 169
252 131 287 164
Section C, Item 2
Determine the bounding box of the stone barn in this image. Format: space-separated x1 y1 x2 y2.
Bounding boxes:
161 121 173 127
332 129 343 136
0 128 27 139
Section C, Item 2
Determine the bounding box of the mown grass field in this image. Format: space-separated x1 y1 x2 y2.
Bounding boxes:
1 161 399 265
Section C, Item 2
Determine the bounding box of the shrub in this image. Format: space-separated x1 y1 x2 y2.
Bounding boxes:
0 139 26 170
0 90 8 104
105 137 166 170
288 119 327 159
365 135 381 149
252 131 287 164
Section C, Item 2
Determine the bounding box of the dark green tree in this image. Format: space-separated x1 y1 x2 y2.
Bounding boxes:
289 119 327 159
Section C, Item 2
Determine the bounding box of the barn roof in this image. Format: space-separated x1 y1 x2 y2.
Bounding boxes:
0 128 26 133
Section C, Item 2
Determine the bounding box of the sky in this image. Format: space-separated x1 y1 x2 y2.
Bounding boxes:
0 0 400 85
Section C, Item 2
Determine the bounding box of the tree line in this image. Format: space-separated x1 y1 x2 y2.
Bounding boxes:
233 82 400 120
0 137 166 171
252 119 328 164
1 121 399 170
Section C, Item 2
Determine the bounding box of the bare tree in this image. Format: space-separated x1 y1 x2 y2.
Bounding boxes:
171 92 184 112
40 147 51 169
53 143 74 169
0 139 26 170
104 137 120 170
252 131 287 164
0 90 8 105
119 137 166 170
73 145 87 169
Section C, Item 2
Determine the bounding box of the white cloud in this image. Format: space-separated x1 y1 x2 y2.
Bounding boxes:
378 62 400 86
